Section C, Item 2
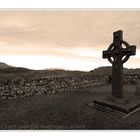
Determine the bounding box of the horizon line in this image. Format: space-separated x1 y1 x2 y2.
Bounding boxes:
0 61 139 72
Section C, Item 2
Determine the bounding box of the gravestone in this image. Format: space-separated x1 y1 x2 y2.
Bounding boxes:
103 30 136 98
135 80 140 96
94 30 140 114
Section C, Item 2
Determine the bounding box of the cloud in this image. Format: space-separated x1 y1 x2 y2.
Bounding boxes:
0 11 139 70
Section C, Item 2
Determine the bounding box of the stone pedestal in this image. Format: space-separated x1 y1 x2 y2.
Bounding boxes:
94 96 140 114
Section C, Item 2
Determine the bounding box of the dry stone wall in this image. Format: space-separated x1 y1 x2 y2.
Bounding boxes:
108 74 140 85
0 74 109 99
124 74 139 85
0 73 140 100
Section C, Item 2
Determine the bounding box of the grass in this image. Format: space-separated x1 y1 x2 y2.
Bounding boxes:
0 84 138 130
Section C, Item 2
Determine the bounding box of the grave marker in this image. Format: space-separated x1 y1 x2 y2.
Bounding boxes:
93 30 140 114
103 30 136 98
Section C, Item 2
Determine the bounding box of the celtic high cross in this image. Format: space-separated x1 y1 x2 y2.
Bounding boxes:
103 30 136 98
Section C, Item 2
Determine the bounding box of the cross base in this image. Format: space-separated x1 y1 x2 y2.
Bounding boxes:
94 96 140 114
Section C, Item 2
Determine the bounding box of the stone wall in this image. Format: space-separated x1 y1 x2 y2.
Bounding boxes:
0 74 109 99
1 73 140 100
124 74 139 85
108 74 140 85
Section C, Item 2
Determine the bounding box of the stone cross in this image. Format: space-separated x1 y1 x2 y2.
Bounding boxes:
103 30 136 98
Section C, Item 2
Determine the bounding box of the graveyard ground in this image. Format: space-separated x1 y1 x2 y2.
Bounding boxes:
0 84 139 130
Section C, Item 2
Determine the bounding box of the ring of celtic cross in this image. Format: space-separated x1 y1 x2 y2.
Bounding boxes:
107 40 130 64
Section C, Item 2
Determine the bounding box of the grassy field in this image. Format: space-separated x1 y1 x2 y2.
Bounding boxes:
0 84 138 130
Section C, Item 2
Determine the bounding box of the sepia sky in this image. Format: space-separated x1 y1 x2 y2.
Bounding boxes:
0 11 140 71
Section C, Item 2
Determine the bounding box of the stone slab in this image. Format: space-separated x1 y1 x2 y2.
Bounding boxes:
94 96 140 114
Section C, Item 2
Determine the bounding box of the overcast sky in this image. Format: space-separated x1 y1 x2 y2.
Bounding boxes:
0 11 140 71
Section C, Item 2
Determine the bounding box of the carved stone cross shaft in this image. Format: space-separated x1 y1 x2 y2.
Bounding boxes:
103 30 136 98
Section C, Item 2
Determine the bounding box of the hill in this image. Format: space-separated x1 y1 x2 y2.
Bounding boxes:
0 62 13 69
90 66 140 75
0 62 140 76
0 62 31 73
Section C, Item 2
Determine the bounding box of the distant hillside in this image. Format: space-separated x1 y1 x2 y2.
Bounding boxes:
0 62 86 75
0 62 31 73
0 62 140 76
90 66 112 75
0 62 13 69
90 66 140 75
0 67 32 73
33 69 86 77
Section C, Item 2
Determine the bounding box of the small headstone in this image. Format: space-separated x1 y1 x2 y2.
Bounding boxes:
135 80 140 96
